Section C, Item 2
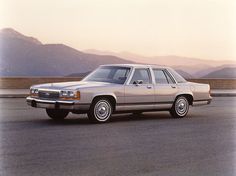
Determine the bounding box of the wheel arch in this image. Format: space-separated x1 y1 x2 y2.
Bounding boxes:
91 94 117 110
175 93 194 105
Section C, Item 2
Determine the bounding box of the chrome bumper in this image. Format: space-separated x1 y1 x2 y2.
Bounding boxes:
192 98 212 106
26 97 89 110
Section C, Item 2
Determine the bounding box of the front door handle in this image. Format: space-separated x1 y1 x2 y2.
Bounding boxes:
171 85 177 88
147 85 152 89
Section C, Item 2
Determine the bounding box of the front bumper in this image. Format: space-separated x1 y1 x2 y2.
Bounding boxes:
26 97 89 110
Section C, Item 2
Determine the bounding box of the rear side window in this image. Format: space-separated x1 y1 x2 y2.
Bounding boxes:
130 69 151 84
164 70 175 84
168 68 187 83
153 70 168 84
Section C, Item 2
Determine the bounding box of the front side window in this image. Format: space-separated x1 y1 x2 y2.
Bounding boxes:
130 68 151 84
83 66 130 84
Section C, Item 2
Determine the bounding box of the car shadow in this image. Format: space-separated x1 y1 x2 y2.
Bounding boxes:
2 112 195 130
0 112 197 135
38 112 175 126
111 112 171 122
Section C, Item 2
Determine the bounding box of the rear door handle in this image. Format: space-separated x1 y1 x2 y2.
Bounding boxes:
171 85 177 88
147 85 152 89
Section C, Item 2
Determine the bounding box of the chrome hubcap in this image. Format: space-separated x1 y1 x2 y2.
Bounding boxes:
98 106 106 114
175 98 188 116
94 100 111 121
179 102 185 110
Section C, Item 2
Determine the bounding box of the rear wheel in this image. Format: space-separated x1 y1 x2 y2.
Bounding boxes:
46 109 69 120
87 98 113 123
170 96 189 118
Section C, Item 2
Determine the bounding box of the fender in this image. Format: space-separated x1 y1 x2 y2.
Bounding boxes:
92 92 117 102
175 91 193 98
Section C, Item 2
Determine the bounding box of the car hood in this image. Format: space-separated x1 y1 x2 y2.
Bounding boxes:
33 81 114 90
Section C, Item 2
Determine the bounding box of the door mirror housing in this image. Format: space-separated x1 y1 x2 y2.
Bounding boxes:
133 80 143 86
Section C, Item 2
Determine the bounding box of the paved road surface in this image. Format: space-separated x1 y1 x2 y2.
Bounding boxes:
0 97 236 176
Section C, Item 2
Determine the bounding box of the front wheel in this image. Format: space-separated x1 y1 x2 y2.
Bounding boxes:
170 96 189 118
46 109 69 120
87 98 113 123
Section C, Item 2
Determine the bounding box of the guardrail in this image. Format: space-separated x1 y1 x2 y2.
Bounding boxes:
0 77 83 89
188 79 236 89
0 77 236 89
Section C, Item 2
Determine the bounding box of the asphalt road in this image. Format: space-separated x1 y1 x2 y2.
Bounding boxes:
0 97 236 176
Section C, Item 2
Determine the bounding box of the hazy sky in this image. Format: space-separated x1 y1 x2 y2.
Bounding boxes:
1 0 236 60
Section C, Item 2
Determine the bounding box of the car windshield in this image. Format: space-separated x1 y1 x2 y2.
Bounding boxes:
83 66 131 84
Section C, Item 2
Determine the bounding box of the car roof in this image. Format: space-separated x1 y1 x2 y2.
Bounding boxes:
100 64 170 69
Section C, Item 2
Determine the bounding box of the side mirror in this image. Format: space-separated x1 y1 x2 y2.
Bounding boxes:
133 80 143 86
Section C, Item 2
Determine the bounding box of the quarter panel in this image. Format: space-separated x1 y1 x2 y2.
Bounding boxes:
154 84 178 102
187 82 211 100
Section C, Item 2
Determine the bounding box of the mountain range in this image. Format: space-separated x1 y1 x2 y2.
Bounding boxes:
0 28 235 78
84 49 236 78
202 67 236 79
0 28 133 76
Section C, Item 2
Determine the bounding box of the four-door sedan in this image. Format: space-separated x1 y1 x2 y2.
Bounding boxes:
26 64 212 123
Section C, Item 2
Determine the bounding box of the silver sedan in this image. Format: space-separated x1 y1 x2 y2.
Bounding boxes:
26 64 212 123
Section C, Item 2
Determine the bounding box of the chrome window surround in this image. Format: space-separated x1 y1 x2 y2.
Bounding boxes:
163 69 177 84
126 67 154 85
152 69 177 85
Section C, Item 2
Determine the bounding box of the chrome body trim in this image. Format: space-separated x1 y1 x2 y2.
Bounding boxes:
36 88 61 92
26 97 89 110
26 97 75 104
163 69 177 84
115 103 172 111
116 104 154 111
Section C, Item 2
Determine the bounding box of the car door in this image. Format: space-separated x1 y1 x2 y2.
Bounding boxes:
153 69 178 106
124 68 155 110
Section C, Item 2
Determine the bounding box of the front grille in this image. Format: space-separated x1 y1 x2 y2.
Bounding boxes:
38 91 60 99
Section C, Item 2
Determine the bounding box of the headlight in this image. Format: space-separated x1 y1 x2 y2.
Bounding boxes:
68 91 75 97
30 88 39 97
61 90 69 97
60 90 80 100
